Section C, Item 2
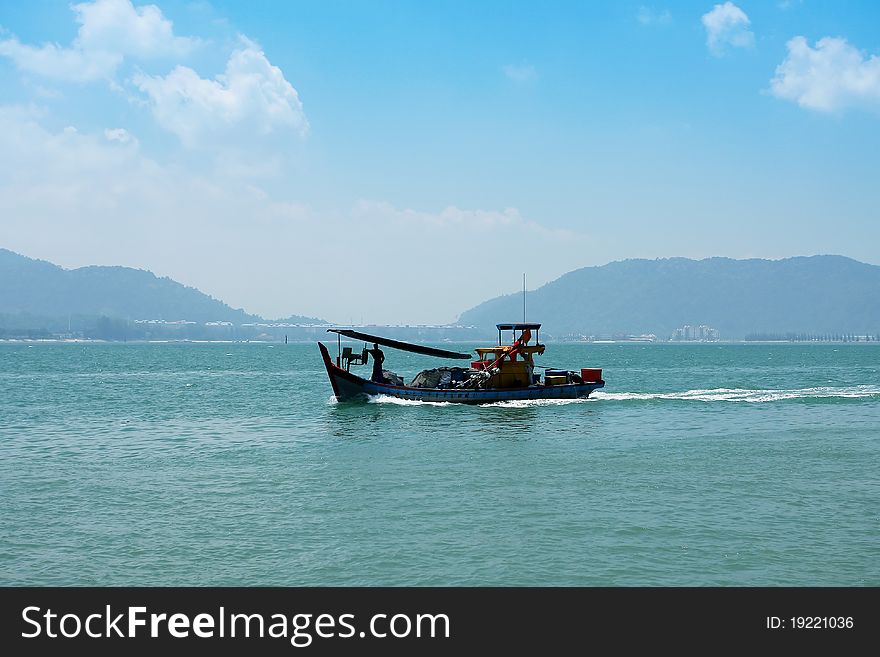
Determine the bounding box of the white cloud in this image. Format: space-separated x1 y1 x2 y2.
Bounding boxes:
74 0 196 59
0 0 197 82
636 6 672 26
502 64 537 83
701 2 754 56
104 127 136 144
770 36 880 112
134 40 309 146
0 38 122 82
1 3 307 150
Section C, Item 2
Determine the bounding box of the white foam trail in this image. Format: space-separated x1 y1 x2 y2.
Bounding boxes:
329 386 879 408
481 398 595 408
591 386 880 403
367 395 452 407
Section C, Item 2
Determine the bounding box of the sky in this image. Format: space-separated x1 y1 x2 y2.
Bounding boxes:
1 0 879 324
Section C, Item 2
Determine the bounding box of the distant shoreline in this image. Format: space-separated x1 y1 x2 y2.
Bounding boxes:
3 338 879 346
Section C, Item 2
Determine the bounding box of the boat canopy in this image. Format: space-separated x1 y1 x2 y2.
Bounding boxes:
496 322 541 346
326 328 472 360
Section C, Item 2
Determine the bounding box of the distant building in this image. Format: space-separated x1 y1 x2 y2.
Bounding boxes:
671 324 719 342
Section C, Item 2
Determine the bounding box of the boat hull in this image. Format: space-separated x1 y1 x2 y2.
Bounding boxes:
319 342 604 404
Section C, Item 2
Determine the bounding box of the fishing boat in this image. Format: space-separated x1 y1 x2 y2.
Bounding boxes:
318 323 604 404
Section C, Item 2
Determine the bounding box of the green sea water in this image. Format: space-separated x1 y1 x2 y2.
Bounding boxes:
1 342 878 586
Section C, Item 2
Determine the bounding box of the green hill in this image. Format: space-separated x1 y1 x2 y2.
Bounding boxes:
457 256 880 339
0 248 323 328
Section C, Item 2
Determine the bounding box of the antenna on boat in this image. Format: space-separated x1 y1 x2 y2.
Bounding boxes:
522 273 526 322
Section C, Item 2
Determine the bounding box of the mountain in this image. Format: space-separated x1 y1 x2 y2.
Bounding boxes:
457 256 880 339
0 248 324 325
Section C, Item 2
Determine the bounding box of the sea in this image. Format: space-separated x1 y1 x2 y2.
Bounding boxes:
1 341 878 586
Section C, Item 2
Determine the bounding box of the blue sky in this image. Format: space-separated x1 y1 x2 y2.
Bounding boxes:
1 1 879 323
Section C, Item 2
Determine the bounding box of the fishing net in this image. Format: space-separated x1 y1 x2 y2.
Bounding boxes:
409 367 471 389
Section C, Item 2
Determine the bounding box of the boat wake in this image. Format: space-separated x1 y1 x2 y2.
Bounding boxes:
367 395 453 407
331 386 879 408
481 398 594 408
592 385 880 403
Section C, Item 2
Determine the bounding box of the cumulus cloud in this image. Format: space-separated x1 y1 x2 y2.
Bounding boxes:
770 36 880 112
134 40 309 146
701 2 754 56
74 0 196 59
502 64 537 83
0 0 197 81
0 2 306 148
636 6 672 26
0 38 120 82
104 127 136 144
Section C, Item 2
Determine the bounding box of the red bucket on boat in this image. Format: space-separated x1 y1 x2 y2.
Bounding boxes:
472 361 487 370
581 368 602 382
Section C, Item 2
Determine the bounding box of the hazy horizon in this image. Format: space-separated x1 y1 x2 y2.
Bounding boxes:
2 1 879 324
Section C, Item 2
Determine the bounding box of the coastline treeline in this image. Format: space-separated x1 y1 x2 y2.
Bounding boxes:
744 332 880 342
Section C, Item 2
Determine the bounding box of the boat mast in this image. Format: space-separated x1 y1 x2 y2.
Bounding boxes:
523 273 526 323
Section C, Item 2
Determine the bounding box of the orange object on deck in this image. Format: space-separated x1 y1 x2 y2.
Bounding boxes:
581 368 603 382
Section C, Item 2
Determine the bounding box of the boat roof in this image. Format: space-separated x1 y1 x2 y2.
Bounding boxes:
326 328 472 359
496 323 541 330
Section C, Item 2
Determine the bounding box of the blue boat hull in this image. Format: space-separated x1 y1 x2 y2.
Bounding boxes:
319 342 604 404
